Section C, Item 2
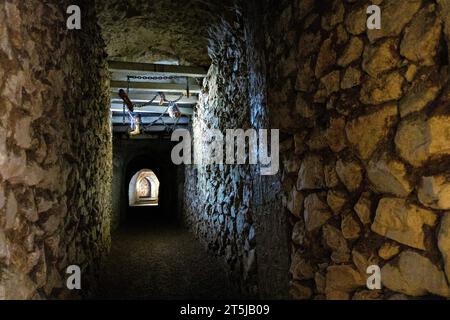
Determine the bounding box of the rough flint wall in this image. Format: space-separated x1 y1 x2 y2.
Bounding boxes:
0 1 111 299
244 0 290 299
266 0 450 299
183 5 279 296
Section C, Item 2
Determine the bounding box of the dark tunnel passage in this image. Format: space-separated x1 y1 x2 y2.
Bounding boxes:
121 146 180 224
96 137 242 300
111 138 185 227
3 0 450 302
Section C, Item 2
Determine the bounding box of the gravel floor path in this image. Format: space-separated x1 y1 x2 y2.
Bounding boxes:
96 218 240 300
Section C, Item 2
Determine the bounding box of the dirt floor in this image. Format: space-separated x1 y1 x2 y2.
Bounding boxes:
95 214 240 300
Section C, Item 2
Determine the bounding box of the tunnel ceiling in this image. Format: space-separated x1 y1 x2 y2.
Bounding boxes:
96 0 213 66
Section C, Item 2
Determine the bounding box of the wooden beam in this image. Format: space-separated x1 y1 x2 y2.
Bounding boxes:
110 81 201 94
108 61 208 78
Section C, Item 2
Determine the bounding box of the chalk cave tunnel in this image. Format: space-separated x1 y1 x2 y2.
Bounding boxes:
2 0 450 300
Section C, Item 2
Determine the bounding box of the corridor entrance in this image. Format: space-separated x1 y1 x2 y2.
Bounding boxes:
128 169 160 207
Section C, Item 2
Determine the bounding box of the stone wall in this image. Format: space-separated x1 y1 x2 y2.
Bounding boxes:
96 0 212 65
265 0 450 299
183 9 256 296
0 1 112 299
244 0 290 299
184 3 281 297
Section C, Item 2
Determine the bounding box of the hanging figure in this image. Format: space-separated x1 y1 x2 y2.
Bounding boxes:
159 92 181 119
118 89 141 136
168 101 181 119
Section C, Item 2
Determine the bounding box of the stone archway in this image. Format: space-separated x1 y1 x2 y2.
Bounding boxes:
128 169 160 207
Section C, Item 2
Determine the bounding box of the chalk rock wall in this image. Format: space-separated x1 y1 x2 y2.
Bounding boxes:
183 8 261 296
96 0 212 65
265 0 450 299
0 1 112 299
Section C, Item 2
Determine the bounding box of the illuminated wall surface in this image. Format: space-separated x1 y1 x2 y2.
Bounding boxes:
0 0 450 301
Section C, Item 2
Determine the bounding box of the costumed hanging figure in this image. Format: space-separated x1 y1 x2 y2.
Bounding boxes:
168 102 181 119
159 92 182 119
118 89 141 136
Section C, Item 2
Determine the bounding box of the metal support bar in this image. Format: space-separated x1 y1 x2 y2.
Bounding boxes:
111 105 194 115
110 92 198 104
108 61 208 78
112 116 189 125
113 124 188 133
111 81 201 94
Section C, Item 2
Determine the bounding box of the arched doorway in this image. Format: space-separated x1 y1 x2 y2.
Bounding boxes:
128 169 160 207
